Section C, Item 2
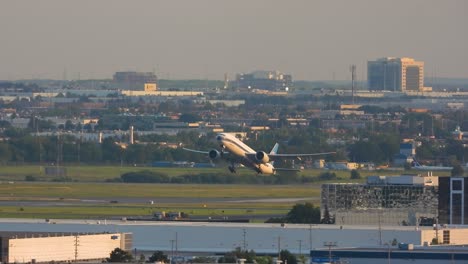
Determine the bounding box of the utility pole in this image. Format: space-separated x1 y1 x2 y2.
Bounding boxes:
297 240 302 255
387 243 391 264
309 224 313 251
350 65 356 104
277 236 281 260
378 209 383 246
323 242 336 263
242 228 247 250
74 234 80 261
175 232 178 257
170 239 175 263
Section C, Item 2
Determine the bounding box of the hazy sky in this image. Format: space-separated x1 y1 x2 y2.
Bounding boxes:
0 0 467 81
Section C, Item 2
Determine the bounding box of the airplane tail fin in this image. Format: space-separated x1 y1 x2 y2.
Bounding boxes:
270 143 279 155
269 143 279 166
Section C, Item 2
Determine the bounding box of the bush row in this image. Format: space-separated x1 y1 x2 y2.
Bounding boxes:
112 170 342 184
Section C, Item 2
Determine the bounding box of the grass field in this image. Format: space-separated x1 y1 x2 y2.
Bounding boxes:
0 164 437 182
0 182 320 219
0 182 321 198
0 165 449 219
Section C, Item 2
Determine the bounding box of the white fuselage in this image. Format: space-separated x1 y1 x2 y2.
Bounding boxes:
216 133 275 174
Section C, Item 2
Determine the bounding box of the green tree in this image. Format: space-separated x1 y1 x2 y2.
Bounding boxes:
348 140 384 163
148 250 169 263
218 247 256 263
179 113 202 123
0 143 12 162
24 175 37 181
255 256 274 264
101 137 123 163
297 255 307 264
79 142 102 163
451 164 464 176
65 120 75 130
320 204 334 224
350 169 361 179
285 203 321 224
404 162 412 170
318 172 337 180
279 249 297 264
106 248 133 262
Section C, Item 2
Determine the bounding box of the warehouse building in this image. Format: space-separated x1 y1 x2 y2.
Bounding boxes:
311 246 468 264
0 231 132 263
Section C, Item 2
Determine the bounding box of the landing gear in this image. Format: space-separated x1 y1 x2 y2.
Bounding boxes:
228 164 236 173
220 145 225 158
255 167 262 174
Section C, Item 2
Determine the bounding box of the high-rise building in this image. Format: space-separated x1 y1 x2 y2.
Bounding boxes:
368 57 424 92
438 177 468 225
113 71 158 90
235 70 292 91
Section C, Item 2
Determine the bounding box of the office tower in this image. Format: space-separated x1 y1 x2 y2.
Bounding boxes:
368 57 424 91
113 71 158 90
438 177 468 225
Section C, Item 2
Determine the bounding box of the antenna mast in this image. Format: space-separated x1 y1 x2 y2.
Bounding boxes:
350 65 356 104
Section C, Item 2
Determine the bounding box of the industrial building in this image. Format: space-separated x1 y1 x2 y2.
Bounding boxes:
2 219 468 255
0 231 132 263
321 175 439 226
311 246 468 264
235 70 292 91
368 57 425 92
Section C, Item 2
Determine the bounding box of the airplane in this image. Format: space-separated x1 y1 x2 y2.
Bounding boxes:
183 132 335 174
411 158 453 171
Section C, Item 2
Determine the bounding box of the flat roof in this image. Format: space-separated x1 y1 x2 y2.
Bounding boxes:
0 231 120 239
311 247 468 260
1 218 466 231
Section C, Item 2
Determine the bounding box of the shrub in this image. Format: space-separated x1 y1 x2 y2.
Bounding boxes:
120 170 170 183
318 172 337 180
25 175 37 181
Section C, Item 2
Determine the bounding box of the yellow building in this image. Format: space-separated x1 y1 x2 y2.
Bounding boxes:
144 83 157 91
1 232 132 263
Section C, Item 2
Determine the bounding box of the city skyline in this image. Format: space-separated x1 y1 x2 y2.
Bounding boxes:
0 0 467 81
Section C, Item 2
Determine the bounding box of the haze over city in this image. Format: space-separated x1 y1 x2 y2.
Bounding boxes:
0 0 467 81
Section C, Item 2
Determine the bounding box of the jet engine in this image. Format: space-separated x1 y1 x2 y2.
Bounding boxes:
255 151 270 163
208 149 222 160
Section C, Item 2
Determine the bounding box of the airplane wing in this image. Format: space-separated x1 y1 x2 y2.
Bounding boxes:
183 147 231 156
273 167 301 172
183 148 209 154
268 152 336 160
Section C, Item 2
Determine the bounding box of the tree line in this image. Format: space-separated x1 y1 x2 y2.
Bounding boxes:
106 247 301 264
1 111 468 166
109 170 347 185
